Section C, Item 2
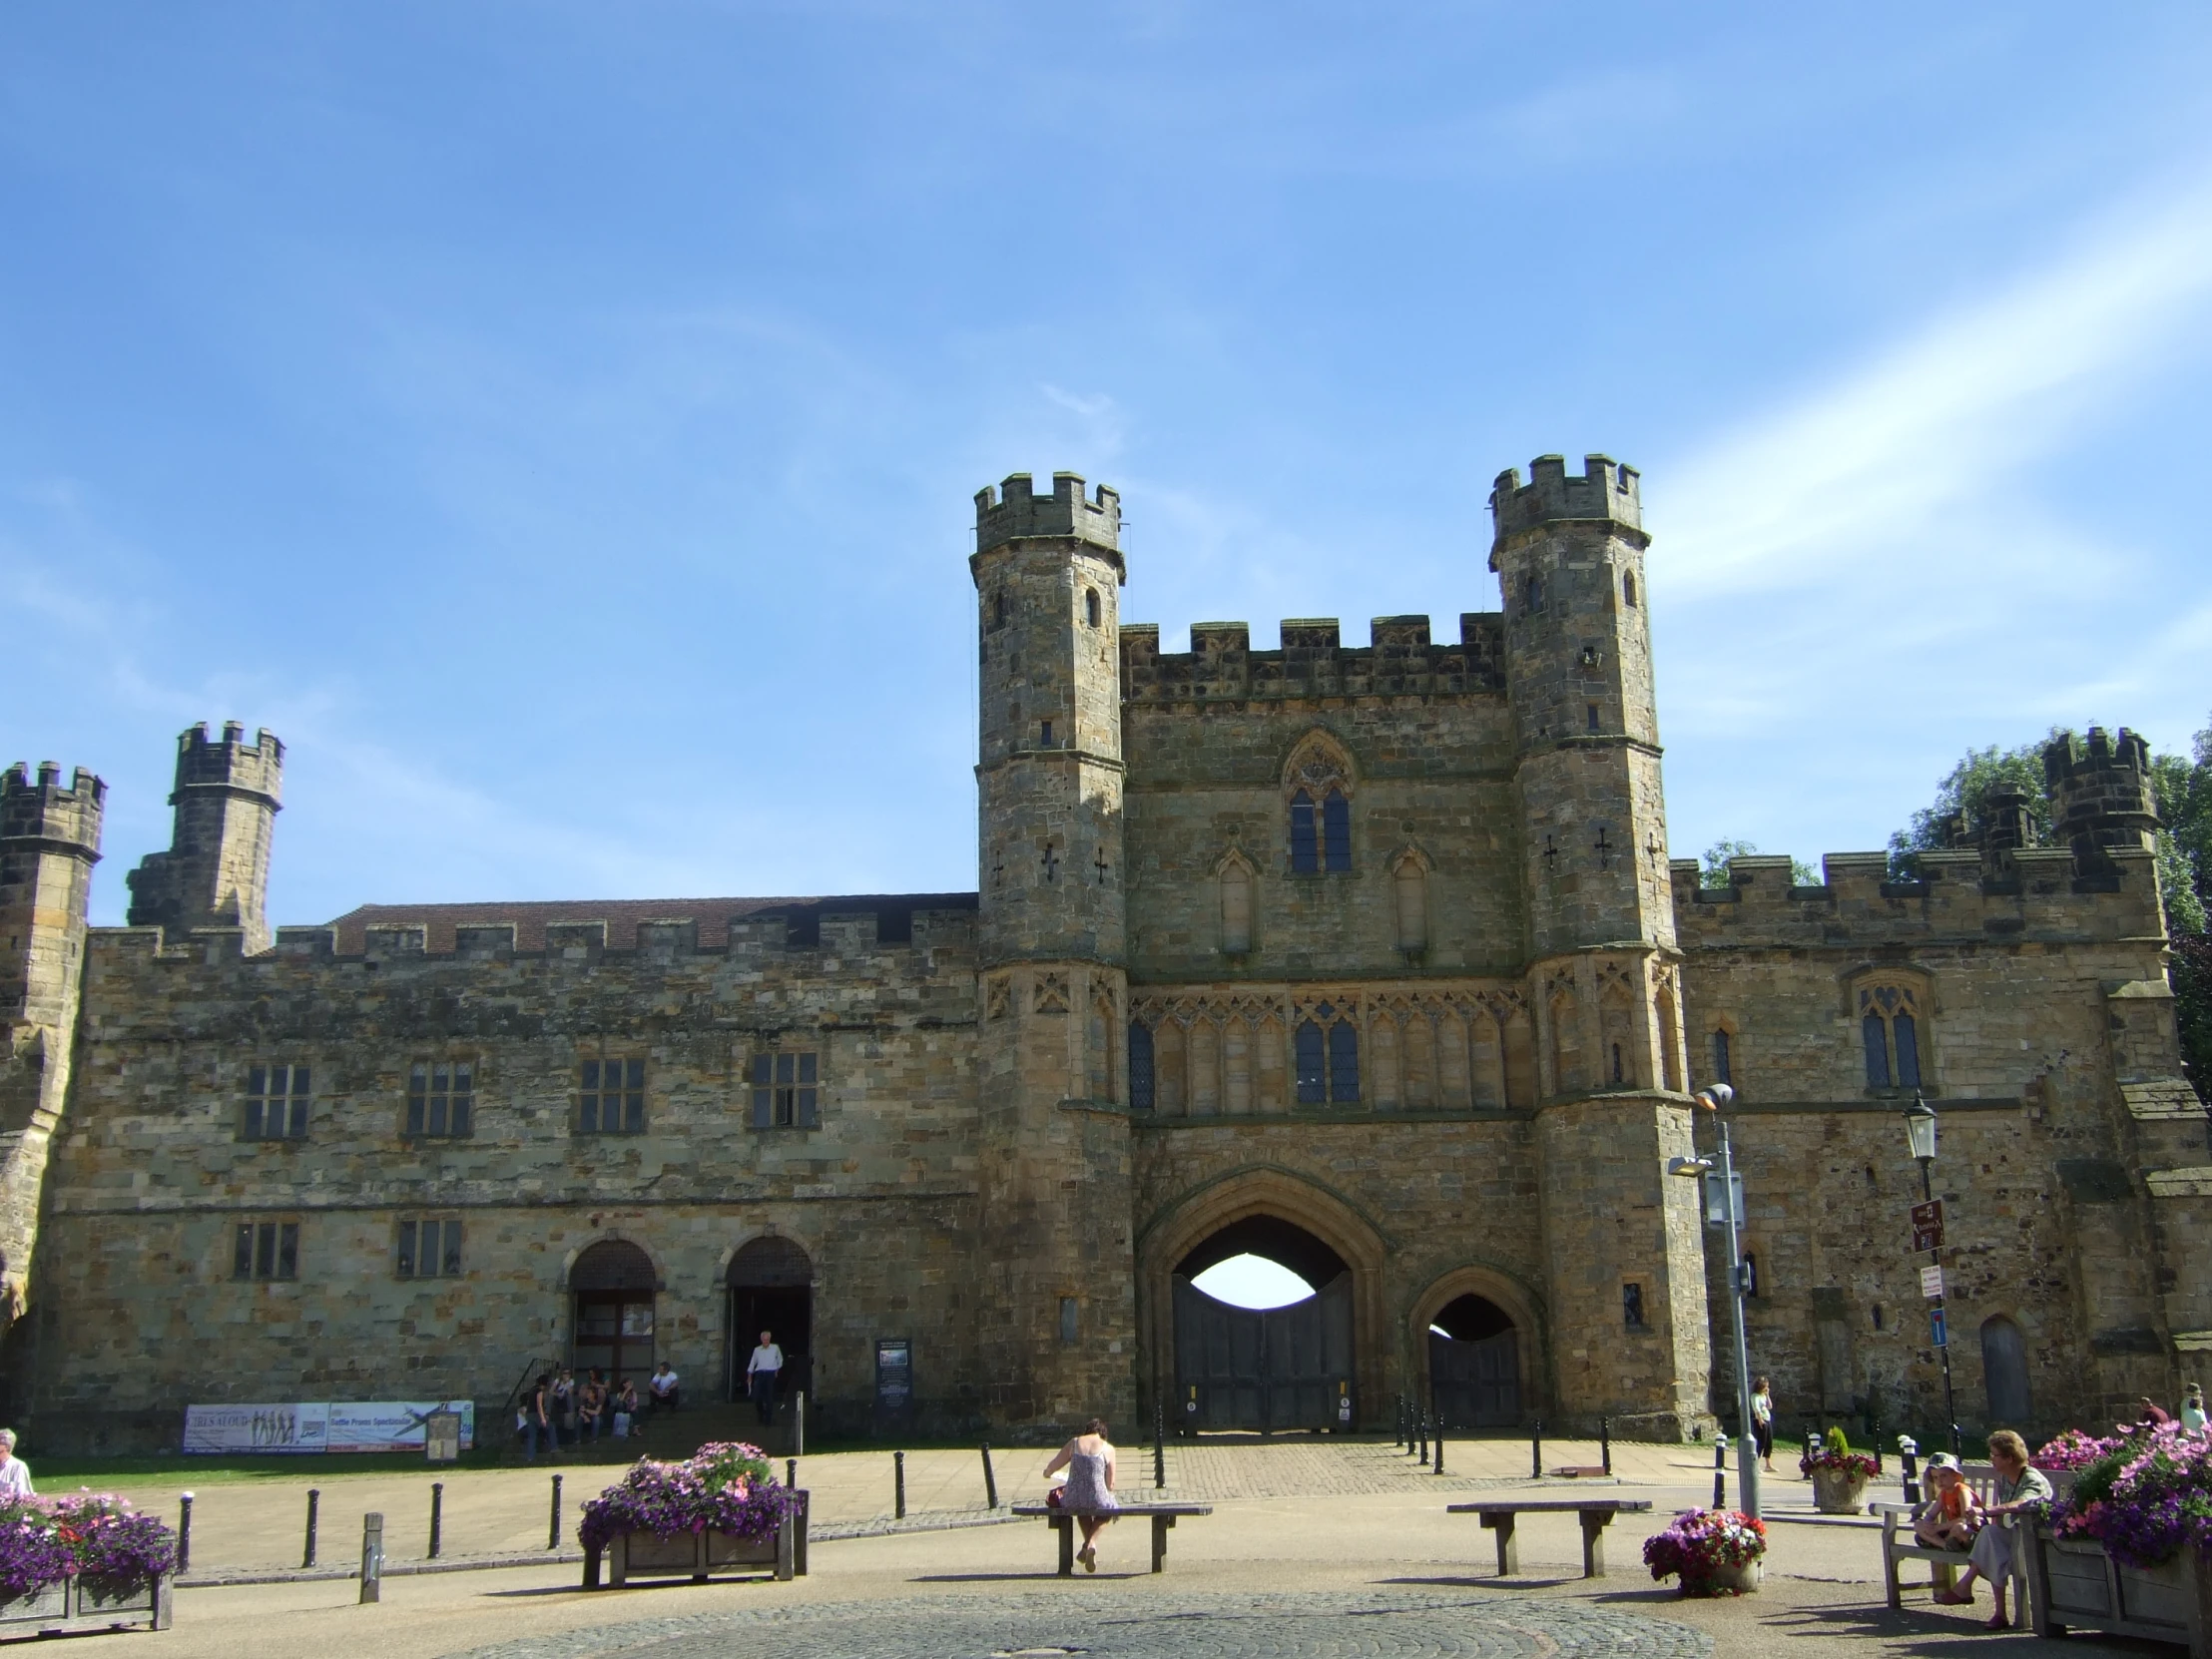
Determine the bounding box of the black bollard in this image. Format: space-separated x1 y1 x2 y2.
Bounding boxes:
1154 1400 1167 1489
1601 1415 1612 1476
894 1450 906 1520
428 1482 443 1560
178 1493 194 1575
787 1457 798 1491
1531 1420 1543 1480
359 1512 383 1605
1417 1412 1429 1467
549 1473 563 1551
1433 1422 1445 1476
1899 1438 1922 1506
793 1391 806 1457
1712 1432 1728 1509
302 1488 319 1569
981 1443 999 1509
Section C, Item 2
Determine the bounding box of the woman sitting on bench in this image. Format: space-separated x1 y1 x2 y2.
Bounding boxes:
1042 1417 1119 1573
1935 1431 2054 1631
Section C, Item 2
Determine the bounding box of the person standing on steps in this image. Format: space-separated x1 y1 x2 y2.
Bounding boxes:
1041 1417 1119 1573
746 1330 784 1427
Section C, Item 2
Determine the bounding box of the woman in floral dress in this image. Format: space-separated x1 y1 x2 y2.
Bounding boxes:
1042 1417 1119 1572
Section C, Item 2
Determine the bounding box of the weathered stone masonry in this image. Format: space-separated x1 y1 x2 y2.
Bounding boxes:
2 455 2203 1452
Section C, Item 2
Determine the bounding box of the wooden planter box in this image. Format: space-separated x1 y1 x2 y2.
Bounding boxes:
0 1575 172 1638
2025 1526 2212 1658
583 1493 809 1589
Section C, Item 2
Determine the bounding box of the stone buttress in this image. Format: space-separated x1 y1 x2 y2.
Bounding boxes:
971 473 1139 1431
1492 454 1712 1436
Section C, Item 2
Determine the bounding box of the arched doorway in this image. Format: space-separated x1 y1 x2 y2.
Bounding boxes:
1980 1315 2031 1426
727 1236 815 1403
572 1240 657 1388
1428 1294 1522 1427
1172 1215 1355 1432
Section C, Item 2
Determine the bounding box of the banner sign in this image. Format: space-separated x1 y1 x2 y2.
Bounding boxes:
184 1400 474 1455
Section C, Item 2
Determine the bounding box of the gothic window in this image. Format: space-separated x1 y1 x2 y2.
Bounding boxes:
1322 793 1351 871
233 1219 299 1282
1128 1022 1155 1111
1220 859 1253 953
396 1217 463 1280
1295 1019 1326 1104
1290 791 1319 872
406 1061 473 1138
1085 588 1101 627
1622 571 1636 608
244 1064 310 1141
1712 1029 1733 1088
751 1051 821 1128
1858 983 1925 1090
579 1057 646 1134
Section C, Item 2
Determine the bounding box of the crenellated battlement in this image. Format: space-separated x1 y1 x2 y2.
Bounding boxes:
1670 841 2164 948
2045 726 2159 860
974 471 1121 558
1488 453 1642 544
172 721 282 808
0 763 107 859
1120 614 1506 703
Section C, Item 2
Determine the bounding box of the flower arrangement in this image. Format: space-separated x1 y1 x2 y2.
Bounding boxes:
2035 1428 2120 1471
0 1493 178 1603
579 1441 800 1554
1799 1425 1879 1479
1643 1508 1768 1596
2048 1422 2212 1569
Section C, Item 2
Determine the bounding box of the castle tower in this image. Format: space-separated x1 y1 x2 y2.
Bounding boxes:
1490 454 1711 1436
2044 727 2160 870
125 723 282 954
970 472 1138 1432
0 762 105 1326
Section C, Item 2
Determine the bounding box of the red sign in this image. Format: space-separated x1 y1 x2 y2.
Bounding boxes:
1911 1198 1943 1252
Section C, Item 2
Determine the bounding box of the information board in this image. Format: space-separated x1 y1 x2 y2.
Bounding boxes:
874 1339 914 1422
183 1400 475 1454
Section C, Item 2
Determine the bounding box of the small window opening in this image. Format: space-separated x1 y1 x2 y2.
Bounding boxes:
1085 589 1101 627
1872 1303 1885 1331
992 591 1006 630
1587 704 1600 733
1623 571 1637 607
1712 1030 1732 1087
1059 1296 1079 1345
1040 719 1054 748
1128 1023 1155 1111
1622 1282 1646 1330
1524 574 1544 613
1611 1042 1624 1083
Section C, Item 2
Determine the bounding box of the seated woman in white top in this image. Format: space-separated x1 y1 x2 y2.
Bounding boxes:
0 1429 34 1500
1041 1417 1118 1572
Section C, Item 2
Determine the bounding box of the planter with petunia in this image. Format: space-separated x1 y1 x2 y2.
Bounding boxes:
1643 1508 1768 1596
1800 1427 1879 1515
580 1443 808 1588
2022 1422 2212 1654
0 1493 176 1633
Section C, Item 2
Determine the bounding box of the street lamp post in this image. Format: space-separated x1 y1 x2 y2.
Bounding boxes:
1688 1084 1759 1519
1904 1094 1962 1459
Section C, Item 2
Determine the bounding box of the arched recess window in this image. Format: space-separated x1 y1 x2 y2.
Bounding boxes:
1322 793 1352 871
1712 1029 1734 1088
1524 574 1544 614
1085 588 1101 627
1127 1022 1155 1111
1290 792 1319 872
1392 856 1427 952
1220 859 1254 954
1980 1315 2031 1423
1622 570 1637 608
1294 1007 1361 1105
1859 982 1925 1090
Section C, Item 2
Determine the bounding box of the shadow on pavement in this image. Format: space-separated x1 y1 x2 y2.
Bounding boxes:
1378 1574 1580 1591
909 1571 1144 1583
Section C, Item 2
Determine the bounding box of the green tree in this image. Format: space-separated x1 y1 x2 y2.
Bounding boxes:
1886 739 2054 876
1701 838 1818 888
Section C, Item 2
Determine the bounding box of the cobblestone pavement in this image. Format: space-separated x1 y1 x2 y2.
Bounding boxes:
451 1589 1713 1659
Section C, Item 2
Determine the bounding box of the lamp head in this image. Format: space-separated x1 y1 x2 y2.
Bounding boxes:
1695 1083 1735 1111
1904 1093 1937 1163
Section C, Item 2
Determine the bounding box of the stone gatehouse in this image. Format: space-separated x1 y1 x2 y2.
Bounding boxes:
2 454 2203 1451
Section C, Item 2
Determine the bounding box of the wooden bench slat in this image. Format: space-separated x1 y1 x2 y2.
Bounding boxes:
1446 1499 1653 1514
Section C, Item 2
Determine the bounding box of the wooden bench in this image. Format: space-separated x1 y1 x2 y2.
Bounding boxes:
1447 1498 1654 1578
1875 1462 2073 1614
1010 1502 1214 1575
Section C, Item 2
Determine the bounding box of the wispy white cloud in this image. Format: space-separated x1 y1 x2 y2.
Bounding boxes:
1661 169 2212 592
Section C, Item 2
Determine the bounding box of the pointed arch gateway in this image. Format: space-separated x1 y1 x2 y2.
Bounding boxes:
1138 1167 1388 1431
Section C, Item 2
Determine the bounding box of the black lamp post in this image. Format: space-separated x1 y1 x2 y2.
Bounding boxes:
1904 1093 1961 1457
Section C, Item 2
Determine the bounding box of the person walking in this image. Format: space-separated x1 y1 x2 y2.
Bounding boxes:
0 1430 35 1498
1934 1429 2053 1630
746 1330 784 1427
521 1373 558 1461
1749 1376 1776 1473
1041 1417 1119 1573
551 1369 578 1447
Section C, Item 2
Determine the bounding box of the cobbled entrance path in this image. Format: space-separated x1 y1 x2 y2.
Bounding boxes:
453 1589 1712 1659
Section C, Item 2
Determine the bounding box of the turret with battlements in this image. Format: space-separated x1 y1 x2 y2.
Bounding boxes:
2046 726 2160 873
126 723 283 955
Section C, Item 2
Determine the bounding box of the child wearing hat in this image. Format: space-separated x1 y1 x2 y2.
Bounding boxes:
1914 1453 1981 1551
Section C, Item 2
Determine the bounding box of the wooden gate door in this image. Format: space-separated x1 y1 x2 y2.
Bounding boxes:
1428 1328 1521 1427
1173 1272 1354 1431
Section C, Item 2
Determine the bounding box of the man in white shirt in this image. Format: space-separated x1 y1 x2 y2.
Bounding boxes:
648 1362 681 1415
746 1331 784 1426
0 1430 34 1500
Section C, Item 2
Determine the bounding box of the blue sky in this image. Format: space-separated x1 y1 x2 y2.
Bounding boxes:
7 2 2212 928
